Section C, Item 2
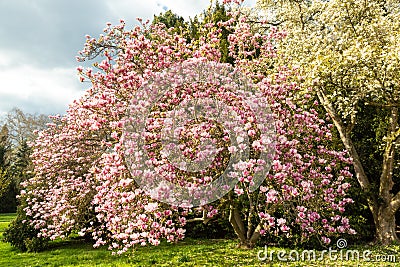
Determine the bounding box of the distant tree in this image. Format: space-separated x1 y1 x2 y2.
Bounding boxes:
0 168 9 199
0 124 12 206
152 2 234 63
188 16 201 41
0 109 49 212
152 10 187 31
5 108 50 146
202 1 233 63
11 140 33 190
0 124 11 167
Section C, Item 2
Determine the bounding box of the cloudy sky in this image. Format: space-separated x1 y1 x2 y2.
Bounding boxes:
0 0 256 118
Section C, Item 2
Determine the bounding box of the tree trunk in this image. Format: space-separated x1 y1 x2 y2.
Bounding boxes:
375 107 400 244
375 205 399 245
229 204 261 249
316 91 400 245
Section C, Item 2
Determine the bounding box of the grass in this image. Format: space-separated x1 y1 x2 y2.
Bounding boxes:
0 213 15 233
0 213 399 266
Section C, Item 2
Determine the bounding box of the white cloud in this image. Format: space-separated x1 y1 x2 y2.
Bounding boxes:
102 0 209 24
0 59 84 115
105 0 163 22
104 0 257 23
163 0 256 19
158 0 210 19
0 50 25 69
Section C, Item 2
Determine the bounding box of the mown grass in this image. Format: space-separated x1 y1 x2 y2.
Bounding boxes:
0 213 399 266
0 213 15 233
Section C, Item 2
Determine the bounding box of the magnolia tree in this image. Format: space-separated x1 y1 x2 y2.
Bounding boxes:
21 0 354 253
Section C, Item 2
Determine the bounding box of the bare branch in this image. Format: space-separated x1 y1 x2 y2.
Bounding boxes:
186 210 212 224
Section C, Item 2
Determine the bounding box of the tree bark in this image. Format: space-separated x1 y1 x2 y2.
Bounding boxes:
375 204 399 245
374 107 400 244
229 204 261 249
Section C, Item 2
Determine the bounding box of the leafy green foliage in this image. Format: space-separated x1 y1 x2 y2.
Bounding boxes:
0 168 10 199
152 10 187 34
152 2 234 64
202 2 233 64
0 124 16 213
0 109 47 213
11 140 33 189
185 219 235 239
0 140 33 213
0 125 11 199
3 204 48 252
348 103 400 242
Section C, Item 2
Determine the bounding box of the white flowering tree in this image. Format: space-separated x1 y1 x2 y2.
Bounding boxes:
259 0 400 244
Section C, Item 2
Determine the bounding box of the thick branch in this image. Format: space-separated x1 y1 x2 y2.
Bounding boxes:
344 1 357 35
246 189 255 240
365 102 400 108
247 20 284 27
249 223 262 245
379 107 398 202
391 192 400 211
316 89 380 222
229 204 246 242
186 210 211 224
316 90 371 191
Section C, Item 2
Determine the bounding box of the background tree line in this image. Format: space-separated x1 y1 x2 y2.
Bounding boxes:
0 108 50 212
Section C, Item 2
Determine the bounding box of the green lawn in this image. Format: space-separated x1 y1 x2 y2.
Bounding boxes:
0 213 15 233
0 213 399 266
